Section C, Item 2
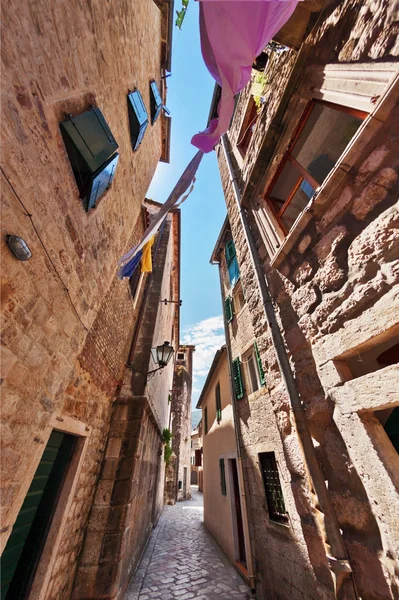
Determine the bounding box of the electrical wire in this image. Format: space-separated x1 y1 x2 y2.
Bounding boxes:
1 166 88 332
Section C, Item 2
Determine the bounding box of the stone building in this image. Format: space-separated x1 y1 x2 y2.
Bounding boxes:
210 1 399 599
0 0 178 597
197 345 251 583
190 423 203 491
164 345 195 504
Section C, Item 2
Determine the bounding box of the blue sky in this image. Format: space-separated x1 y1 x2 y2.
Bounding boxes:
147 2 226 408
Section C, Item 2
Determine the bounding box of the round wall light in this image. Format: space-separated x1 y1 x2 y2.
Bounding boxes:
6 235 32 261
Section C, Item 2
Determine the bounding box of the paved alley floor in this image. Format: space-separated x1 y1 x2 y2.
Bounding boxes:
125 486 252 600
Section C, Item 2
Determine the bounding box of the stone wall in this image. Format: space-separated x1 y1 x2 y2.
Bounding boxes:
169 346 194 502
1 0 171 597
72 214 179 599
215 1 399 599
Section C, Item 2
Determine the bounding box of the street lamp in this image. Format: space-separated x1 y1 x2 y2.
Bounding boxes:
147 341 174 380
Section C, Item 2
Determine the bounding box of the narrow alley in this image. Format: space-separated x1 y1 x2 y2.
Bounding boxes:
126 487 252 600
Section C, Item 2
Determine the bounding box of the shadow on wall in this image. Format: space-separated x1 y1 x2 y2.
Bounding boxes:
263 259 397 600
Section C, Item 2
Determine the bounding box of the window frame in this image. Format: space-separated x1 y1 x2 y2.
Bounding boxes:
259 452 288 524
237 97 258 157
264 99 368 235
242 347 261 396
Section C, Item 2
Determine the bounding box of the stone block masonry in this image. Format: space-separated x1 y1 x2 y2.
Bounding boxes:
1 0 172 597
214 1 399 599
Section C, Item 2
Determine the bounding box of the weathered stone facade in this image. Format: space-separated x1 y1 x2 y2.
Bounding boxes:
211 1 399 599
167 345 195 503
1 0 176 597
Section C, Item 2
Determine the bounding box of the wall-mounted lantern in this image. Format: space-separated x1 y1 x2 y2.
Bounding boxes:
6 235 32 261
147 341 174 380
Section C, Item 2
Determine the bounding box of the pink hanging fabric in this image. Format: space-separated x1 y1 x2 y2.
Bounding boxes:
191 0 299 153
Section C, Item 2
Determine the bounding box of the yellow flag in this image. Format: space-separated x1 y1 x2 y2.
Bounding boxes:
141 236 155 272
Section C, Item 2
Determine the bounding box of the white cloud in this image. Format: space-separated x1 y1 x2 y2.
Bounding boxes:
182 315 225 382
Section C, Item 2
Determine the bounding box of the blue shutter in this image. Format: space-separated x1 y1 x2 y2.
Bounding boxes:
225 239 236 263
150 80 163 124
127 90 149 151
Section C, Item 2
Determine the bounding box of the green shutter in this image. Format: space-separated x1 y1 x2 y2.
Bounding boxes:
254 341 266 386
225 297 234 323
219 458 227 495
225 239 236 263
232 358 244 400
215 383 222 422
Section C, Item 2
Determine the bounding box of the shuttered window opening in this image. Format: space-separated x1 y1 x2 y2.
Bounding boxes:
254 341 266 386
204 407 208 434
232 358 245 400
225 296 234 323
127 90 149 151
219 458 227 496
60 108 119 212
215 382 222 423
150 80 163 125
1 431 77 599
259 452 288 524
225 239 240 288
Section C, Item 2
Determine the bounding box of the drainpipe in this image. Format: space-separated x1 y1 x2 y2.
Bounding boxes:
218 268 256 592
220 135 358 599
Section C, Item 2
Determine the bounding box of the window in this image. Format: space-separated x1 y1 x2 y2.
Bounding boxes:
127 90 149 151
266 101 366 234
195 449 202 467
204 407 208 434
60 108 119 211
259 452 288 524
177 352 185 361
150 80 163 125
224 296 234 323
1 431 77 598
242 343 265 395
254 341 266 387
237 98 258 156
233 282 245 314
219 458 227 495
129 266 142 299
232 358 244 400
375 407 399 454
215 382 222 423
225 240 240 287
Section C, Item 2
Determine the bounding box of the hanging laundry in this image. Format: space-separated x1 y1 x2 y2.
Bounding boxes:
141 236 155 273
118 150 203 278
119 249 143 280
191 0 298 153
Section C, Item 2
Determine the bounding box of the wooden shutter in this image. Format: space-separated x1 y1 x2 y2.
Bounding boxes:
224 297 234 323
215 383 222 422
225 239 236 263
254 341 266 386
232 358 244 400
219 458 227 495
1 431 77 599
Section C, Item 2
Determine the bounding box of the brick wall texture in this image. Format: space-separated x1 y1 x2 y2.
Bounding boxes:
1 0 175 597
215 1 399 600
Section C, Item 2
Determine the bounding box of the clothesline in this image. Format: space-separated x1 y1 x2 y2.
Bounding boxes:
118 0 298 279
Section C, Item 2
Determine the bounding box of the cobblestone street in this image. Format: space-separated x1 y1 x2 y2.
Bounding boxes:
126 487 252 600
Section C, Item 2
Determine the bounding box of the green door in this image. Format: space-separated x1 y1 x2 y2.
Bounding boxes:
1 430 77 599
